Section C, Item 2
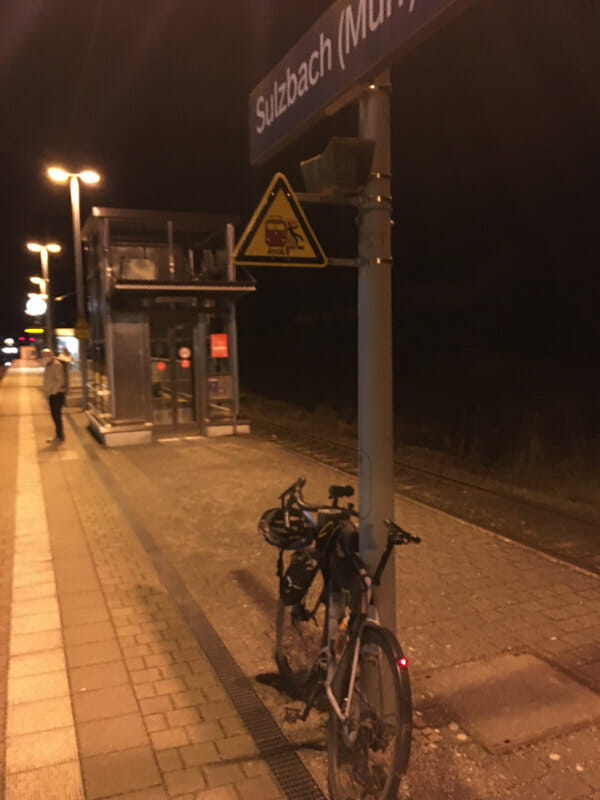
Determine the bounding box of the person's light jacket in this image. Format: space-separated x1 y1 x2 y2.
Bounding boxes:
43 358 67 397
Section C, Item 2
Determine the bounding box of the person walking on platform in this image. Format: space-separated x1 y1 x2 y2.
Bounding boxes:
42 347 67 443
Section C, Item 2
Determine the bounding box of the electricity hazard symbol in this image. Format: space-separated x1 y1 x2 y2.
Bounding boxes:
233 172 326 267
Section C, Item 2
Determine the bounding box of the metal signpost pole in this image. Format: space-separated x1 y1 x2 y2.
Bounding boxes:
358 70 396 632
70 175 88 409
246 0 472 631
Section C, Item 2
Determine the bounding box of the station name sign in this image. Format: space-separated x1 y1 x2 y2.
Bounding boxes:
250 0 469 165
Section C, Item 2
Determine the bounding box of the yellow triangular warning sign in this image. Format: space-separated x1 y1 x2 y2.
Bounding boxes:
233 173 327 268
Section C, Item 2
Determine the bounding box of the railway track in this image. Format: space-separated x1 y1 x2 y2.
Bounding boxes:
251 414 600 576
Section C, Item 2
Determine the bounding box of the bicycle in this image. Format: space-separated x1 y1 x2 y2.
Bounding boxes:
258 476 421 800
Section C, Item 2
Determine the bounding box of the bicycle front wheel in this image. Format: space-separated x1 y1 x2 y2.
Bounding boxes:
275 569 325 690
328 624 412 800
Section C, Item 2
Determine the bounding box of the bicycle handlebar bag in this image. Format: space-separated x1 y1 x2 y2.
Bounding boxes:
281 549 319 605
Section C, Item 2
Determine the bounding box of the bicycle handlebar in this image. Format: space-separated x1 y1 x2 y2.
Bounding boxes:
280 476 322 513
279 476 357 515
370 520 421 587
275 480 419 577
383 519 421 546
279 476 306 502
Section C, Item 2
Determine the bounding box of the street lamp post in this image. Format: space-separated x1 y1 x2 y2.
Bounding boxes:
47 167 100 408
26 242 61 350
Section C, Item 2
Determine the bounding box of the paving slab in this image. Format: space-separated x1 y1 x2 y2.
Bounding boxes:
68 660 129 692
9 647 66 677
5 726 79 773
422 652 600 751
5 761 85 800
8 667 71 705
81 745 162 798
6 696 74 736
77 713 150 757
71 683 139 723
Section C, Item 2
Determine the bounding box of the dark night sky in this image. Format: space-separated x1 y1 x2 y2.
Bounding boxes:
1 0 599 447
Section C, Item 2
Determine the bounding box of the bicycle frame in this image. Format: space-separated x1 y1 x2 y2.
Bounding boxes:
326 620 361 722
325 570 377 723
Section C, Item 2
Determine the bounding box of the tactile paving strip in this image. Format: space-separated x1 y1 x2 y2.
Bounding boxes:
4 384 85 800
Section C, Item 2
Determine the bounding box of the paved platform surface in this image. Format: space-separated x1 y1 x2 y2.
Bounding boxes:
1 366 600 800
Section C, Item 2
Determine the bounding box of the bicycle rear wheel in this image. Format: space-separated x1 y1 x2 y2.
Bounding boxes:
328 624 412 800
275 568 326 689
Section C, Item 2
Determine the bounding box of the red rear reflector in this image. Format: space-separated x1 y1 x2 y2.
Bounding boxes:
398 657 408 669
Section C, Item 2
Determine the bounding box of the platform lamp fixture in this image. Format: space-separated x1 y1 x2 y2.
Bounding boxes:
26 242 61 349
47 166 100 408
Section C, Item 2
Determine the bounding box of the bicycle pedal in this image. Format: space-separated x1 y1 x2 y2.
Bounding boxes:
283 706 302 724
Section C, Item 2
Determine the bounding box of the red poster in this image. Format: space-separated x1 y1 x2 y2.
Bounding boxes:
210 333 229 358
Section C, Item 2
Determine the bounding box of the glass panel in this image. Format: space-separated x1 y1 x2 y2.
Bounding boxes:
151 330 173 425
207 318 232 424
90 341 110 418
87 240 111 419
175 329 194 424
150 324 195 427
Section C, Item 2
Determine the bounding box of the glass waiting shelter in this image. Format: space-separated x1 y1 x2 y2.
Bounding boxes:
82 207 255 446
